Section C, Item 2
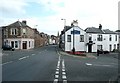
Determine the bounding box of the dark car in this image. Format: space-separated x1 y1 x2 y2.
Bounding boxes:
2 45 15 51
99 49 109 54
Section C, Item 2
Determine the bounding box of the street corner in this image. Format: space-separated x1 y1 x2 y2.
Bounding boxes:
58 50 88 58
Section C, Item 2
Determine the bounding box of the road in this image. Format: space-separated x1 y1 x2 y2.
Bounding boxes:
2 45 118 83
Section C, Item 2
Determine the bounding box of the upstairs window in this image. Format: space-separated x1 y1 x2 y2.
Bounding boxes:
80 35 84 42
115 35 117 41
11 28 17 35
67 35 71 42
97 35 102 41
23 29 26 35
109 35 112 41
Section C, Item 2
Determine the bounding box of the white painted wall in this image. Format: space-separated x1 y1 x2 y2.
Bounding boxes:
4 38 34 49
86 33 119 52
65 26 86 52
61 27 119 52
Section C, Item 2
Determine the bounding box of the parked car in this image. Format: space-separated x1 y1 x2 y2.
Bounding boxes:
2 45 15 51
99 49 109 54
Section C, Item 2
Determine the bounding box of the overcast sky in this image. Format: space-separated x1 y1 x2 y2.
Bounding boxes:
0 0 119 35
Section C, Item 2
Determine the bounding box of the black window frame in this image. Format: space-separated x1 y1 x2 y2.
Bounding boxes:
80 35 84 42
67 35 71 42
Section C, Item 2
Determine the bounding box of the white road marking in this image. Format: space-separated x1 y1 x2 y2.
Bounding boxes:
62 75 67 79
54 50 68 83
55 71 59 74
56 68 59 71
86 63 112 67
63 80 67 83
86 63 92 66
2 61 13 65
18 56 27 60
94 64 111 67
31 54 35 56
55 75 59 78
62 72 66 75
53 79 58 83
62 69 65 72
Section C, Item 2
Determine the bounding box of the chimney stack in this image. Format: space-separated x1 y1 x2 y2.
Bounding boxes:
22 20 27 25
71 20 78 27
99 24 102 30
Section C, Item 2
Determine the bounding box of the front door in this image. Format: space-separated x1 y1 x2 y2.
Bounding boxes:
11 41 14 48
88 44 92 52
23 41 27 49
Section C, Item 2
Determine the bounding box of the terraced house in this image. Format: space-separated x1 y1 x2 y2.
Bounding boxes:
60 20 119 53
2 21 34 49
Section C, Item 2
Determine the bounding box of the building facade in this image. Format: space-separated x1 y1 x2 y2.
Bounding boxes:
60 21 119 53
2 21 34 49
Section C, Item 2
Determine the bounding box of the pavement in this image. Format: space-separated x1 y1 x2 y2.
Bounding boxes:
58 49 98 59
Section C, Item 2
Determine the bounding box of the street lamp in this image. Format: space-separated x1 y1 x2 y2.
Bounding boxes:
61 19 66 51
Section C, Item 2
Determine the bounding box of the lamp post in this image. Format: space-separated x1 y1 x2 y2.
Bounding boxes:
61 19 66 51
71 22 75 54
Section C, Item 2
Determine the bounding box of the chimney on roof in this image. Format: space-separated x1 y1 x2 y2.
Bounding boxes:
71 20 78 27
99 24 102 30
22 20 27 25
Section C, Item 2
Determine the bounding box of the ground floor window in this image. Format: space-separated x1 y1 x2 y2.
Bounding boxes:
109 44 112 51
29 41 30 47
11 41 14 48
117 44 119 50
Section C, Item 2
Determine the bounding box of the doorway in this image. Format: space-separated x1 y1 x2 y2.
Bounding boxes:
11 41 14 48
88 44 92 52
22 41 27 49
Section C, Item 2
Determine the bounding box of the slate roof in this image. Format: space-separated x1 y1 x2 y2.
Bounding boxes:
103 29 116 34
85 27 103 33
85 27 117 34
7 21 29 27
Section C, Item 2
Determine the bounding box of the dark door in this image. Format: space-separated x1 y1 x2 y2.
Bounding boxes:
23 42 27 49
88 44 92 52
11 41 14 48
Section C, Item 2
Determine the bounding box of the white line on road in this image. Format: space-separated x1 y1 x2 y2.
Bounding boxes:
94 64 111 67
86 63 112 67
56 68 59 71
31 54 35 56
2 61 13 65
55 71 59 74
18 56 27 60
53 79 58 83
63 80 67 83
62 72 66 75
62 75 67 79
86 63 92 66
55 75 59 78
62 69 65 72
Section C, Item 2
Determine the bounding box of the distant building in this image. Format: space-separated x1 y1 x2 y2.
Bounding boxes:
48 35 58 45
60 21 119 53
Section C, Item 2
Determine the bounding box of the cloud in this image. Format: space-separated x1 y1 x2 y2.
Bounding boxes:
0 0 28 16
0 0 119 35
